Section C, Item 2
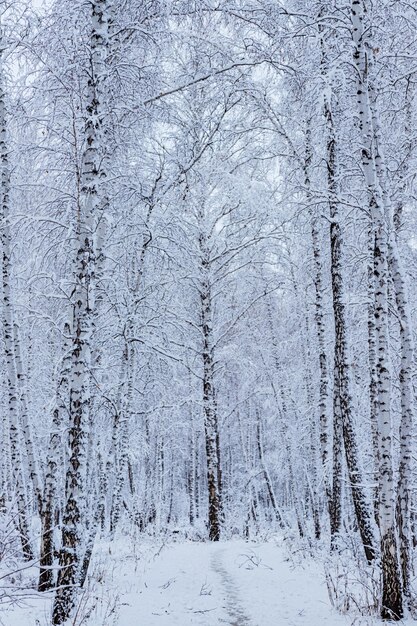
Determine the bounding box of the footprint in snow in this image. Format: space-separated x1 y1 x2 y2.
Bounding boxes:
211 549 252 626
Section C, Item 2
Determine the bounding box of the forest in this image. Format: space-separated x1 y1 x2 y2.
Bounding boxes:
0 0 416 624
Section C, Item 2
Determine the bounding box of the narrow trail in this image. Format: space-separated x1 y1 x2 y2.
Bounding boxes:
7 539 366 625
210 549 252 626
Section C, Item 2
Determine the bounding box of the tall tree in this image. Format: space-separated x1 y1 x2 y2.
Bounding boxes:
0 12 35 562
351 0 402 617
52 0 110 621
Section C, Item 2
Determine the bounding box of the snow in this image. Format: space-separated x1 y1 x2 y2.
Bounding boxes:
3 536 415 626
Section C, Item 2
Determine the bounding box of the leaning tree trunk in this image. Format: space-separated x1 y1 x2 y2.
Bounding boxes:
323 73 376 563
351 0 402 618
391 81 414 599
389 242 414 598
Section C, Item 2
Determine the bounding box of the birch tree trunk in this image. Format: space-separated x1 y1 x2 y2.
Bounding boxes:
39 323 71 591
199 222 222 541
106 200 154 534
187 366 198 526
351 0 402 617
370 75 414 598
52 1 110 622
0 18 33 561
369 46 414 596
110 332 135 535
390 243 414 598
309 196 331 516
391 79 414 594
281 246 322 538
369 63 415 598
367 229 380 524
13 322 43 511
323 78 376 562
255 407 283 527
304 120 331 532
52 253 93 623
102 332 129 532
331 376 343 549
200 281 222 541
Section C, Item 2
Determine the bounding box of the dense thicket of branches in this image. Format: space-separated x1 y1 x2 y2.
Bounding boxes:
0 0 416 622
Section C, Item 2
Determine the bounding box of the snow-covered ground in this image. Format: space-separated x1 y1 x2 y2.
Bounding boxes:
111 538 351 626
1 537 415 625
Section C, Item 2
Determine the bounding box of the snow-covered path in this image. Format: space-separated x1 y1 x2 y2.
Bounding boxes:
4 538 415 625
113 539 351 626
210 548 252 625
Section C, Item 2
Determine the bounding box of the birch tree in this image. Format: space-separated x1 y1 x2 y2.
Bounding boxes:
52 0 110 621
351 0 402 617
0 11 35 562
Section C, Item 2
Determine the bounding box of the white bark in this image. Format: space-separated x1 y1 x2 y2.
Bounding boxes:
53 1 110 622
0 16 34 561
13 322 43 510
368 53 415 597
305 119 330 533
199 208 222 541
39 322 71 591
389 241 414 596
110 328 135 535
351 0 402 617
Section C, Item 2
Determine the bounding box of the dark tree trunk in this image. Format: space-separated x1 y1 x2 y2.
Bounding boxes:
325 82 376 563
